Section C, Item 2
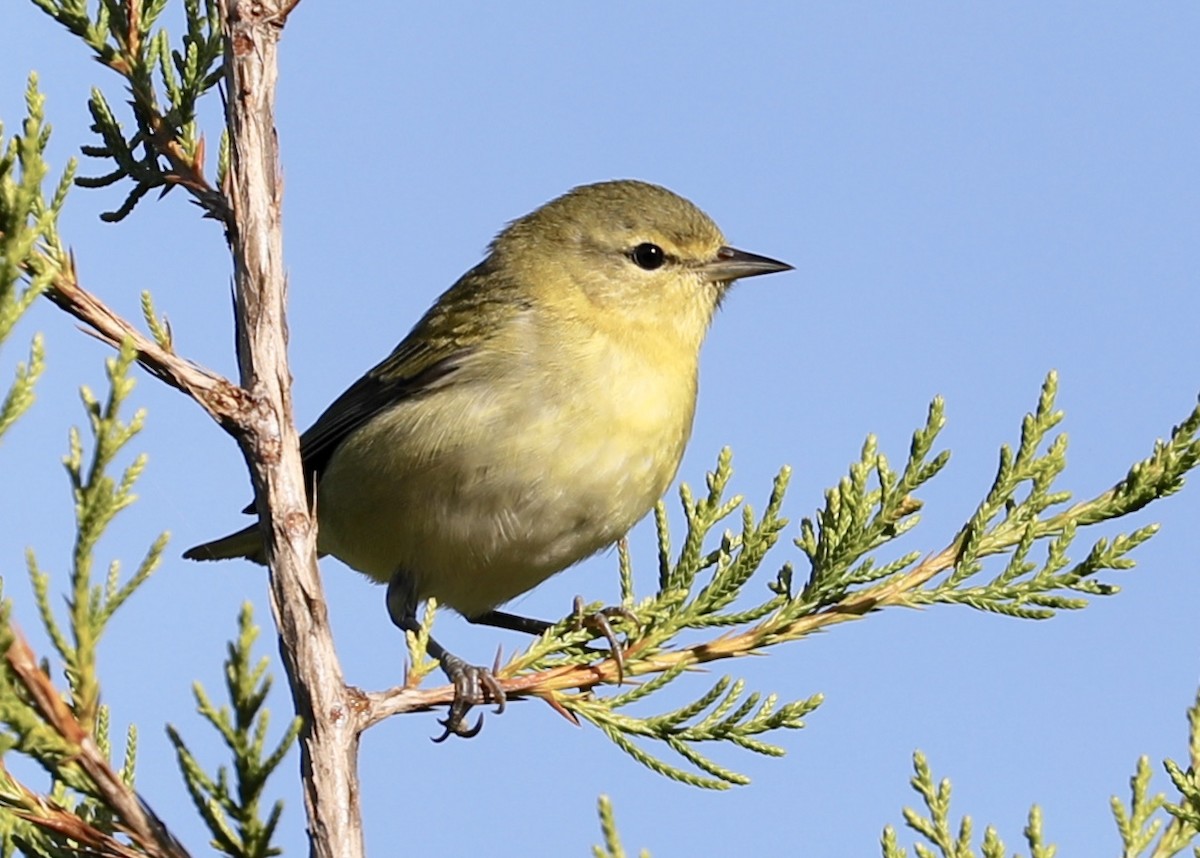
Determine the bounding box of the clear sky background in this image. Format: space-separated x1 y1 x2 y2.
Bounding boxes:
2 3 1198 856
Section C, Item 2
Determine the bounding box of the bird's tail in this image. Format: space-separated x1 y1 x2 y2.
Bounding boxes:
183 524 267 565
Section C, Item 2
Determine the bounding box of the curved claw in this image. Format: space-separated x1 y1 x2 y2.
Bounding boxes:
432 713 484 743
571 596 640 684
433 653 507 740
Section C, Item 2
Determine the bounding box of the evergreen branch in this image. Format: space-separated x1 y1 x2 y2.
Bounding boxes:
592 795 650 858
119 723 138 786
3 78 242 433
605 662 690 711
31 0 230 223
25 341 164 734
139 291 173 351
167 604 299 858
105 531 169 621
1022 807 1055 858
2 340 166 837
402 599 440 688
887 685 1200 858
0 762 148 858
1114 756 1168 857
367 376 1200 789
0 335 44 444
591 716 729 790
882 751 1037 858
1159 688 1200 856
25 549 72 673
2 631 191 858
617 537 635 606
1 76 70 446
0 249 183 854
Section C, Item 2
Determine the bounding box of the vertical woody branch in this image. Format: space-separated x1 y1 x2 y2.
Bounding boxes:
218 3 364 857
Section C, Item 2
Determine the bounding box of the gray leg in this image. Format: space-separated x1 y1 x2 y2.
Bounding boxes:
386 571 505 741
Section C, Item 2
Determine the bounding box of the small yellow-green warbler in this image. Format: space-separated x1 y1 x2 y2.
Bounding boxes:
186 179 791 736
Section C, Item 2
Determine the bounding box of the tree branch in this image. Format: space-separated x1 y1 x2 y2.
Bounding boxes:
42 253 247 430
5 630 192 858
217 3 363 857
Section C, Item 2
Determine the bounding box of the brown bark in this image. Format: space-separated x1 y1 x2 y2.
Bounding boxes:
218 3 364 856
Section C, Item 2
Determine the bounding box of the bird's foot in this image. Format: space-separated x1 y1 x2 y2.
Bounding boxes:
432 651 506 742
571 595 640 684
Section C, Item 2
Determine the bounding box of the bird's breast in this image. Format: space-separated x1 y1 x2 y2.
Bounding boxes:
315 324 700 617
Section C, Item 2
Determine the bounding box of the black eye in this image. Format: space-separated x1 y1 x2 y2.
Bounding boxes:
630 242 666 270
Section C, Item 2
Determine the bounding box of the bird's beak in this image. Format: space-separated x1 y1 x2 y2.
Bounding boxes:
700 246 793 283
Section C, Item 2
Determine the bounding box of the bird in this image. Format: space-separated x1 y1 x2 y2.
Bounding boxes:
185 179 792 737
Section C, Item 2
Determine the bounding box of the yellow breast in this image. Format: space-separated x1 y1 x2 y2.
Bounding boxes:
314 308 700 618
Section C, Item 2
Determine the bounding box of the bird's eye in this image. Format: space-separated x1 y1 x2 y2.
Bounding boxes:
630 243 666 271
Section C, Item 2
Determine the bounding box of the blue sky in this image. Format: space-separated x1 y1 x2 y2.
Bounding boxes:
2 3 1199 856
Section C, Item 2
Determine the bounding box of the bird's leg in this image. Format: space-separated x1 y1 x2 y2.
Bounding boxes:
386 571 505 741
470 596 640 684
467 609 552 636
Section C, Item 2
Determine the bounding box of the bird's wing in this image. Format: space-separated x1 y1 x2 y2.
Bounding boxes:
297 339 469 478
236 258 518 514
236 340 471 516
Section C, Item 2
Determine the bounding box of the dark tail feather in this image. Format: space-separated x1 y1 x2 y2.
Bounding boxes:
183 524 267 565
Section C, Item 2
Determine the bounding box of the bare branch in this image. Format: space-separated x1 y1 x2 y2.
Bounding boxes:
217 2 363 857
42 254 247 429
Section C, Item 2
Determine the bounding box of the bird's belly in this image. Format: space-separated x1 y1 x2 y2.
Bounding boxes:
314 375 691 617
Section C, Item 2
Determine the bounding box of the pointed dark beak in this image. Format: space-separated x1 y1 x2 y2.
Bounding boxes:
700 246 793 283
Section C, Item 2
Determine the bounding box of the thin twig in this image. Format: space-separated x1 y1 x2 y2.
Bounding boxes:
42 254 247 430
